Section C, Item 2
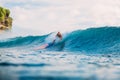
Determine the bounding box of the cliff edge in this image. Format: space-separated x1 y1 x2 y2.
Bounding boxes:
0 6 13 31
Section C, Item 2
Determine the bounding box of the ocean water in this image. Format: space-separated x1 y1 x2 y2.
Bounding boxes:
0 27 120 80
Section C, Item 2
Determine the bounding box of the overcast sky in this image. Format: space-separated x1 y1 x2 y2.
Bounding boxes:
0 0 120 34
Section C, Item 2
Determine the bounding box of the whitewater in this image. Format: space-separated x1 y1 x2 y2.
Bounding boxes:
0 27 120 80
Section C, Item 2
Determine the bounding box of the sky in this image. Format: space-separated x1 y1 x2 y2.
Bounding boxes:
0 0 120 35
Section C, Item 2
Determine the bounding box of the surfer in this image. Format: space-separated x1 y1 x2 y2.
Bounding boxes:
35 32 62 50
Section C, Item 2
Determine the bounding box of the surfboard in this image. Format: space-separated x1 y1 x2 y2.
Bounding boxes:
35 44 49 50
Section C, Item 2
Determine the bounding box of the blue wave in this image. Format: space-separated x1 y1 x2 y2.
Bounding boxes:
63 27 120 53
0 35 47 47
0 62 49 67
0 27 120 53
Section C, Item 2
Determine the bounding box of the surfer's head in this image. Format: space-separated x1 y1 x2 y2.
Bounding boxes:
56 32 62 39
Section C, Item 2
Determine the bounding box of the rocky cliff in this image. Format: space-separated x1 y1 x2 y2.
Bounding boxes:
0 6 13 31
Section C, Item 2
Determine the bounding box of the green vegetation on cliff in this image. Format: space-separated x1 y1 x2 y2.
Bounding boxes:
0 6 13 30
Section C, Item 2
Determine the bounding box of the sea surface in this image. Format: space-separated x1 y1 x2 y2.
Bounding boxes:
0 27 120 80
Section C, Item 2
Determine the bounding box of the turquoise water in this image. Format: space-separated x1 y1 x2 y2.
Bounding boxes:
0 27 120 80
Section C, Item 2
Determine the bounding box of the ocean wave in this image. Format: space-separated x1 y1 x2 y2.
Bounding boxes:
0 35 47 47
0 62 49 67
0 27 120 53
63 27 120 53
